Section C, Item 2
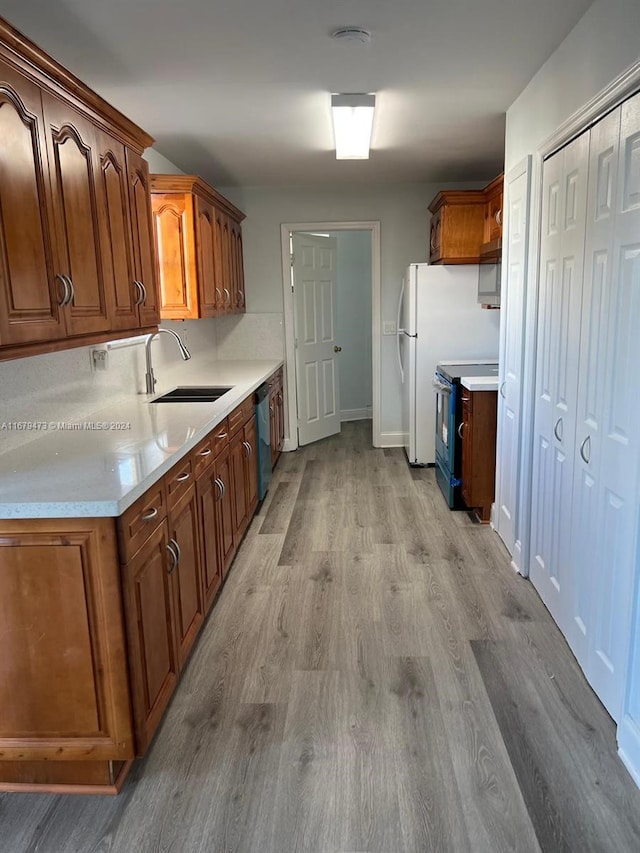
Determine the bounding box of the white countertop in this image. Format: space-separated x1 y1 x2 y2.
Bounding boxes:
460 375 500 391
0 358 282 519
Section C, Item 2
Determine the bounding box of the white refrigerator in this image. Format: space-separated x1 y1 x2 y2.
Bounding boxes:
397 264 500 465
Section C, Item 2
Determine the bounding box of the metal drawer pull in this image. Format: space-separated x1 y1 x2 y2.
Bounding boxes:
199 448 212 457
500 381 507 399
553 417 563 442
579 435 591 465
56 273 70 306
176 471 190 482
217 431 228 439
458 422 465 439
170 537 181 566
495 209 502 227
166 542 178 574
141 507 158 521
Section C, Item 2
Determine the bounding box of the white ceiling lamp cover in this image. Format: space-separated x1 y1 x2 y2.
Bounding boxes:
331 93 376 160
331 27 372 44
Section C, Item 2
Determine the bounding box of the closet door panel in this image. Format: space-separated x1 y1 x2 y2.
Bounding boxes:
589 92 640 720
529 133 589 628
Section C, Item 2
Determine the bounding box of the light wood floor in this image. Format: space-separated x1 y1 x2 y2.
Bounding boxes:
2 420 640 852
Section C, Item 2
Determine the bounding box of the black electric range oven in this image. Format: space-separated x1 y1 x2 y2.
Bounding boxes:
433 361 499 508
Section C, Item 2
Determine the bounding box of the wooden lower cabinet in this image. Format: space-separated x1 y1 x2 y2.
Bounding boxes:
0 518 134 793
268 368 285 469
120 519 178 756
460 389 498 523
0 386 267 793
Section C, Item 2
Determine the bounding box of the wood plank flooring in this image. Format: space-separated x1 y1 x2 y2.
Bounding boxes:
2 420 640 852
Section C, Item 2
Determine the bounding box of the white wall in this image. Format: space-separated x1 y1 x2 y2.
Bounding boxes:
143 148 186 175
331 230 372 418
506 0 640 170
219 181 487 439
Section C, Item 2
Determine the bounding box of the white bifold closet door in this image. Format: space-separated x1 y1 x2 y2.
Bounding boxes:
529 131 588 630
529 91 640 722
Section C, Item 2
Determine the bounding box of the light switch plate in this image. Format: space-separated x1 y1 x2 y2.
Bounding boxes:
382 321 397 335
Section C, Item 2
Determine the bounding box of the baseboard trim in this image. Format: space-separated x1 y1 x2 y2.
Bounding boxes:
340 408 372 422
512 539 525 576
618 716 640 790
378 431 404 448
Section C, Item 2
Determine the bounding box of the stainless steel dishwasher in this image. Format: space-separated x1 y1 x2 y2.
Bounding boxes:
254 383 272 501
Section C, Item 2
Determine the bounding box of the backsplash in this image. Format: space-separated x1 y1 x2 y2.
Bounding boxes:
215 313 284 360
0 314 282 454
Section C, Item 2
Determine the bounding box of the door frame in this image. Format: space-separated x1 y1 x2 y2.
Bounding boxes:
280 221 381 450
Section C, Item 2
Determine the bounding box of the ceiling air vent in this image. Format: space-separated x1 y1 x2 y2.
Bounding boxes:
331 27 372 44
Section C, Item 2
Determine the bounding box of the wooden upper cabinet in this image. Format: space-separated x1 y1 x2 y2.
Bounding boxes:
0 59 65 346
43 94 110 336
127 150 160 328
150 174 246 320
428 190 486 264
428 173 504 265
0 18 157 359
152 192 198 320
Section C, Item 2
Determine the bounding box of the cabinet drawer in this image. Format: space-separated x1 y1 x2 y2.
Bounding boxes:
192 433 216 479
117 481 167 563
228 396 254 435
211 417 230 454
165 456 194 510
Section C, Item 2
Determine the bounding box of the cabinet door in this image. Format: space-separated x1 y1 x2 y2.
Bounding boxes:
43 93 111 336
152 193 198 320
0 60 66 346
126 149 160 327
230 429 249 539
460 394 473 508
121 520 178 755
269 389 278 468
196 467 222 612
215 209 232 314
277 388 285 451
195 196 220 317
234 222 246 311
244 416 258 516
0 518 133 761
429 208 442 263
214 445 236 577
94 129 138 330
167 486 204 668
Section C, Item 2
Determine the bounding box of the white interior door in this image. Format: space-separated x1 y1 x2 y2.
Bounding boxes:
529 132 589 627
494 158 530 555
578 94 640 720
292 233 341 446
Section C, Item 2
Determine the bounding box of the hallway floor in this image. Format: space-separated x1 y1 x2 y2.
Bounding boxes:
2 421 640 852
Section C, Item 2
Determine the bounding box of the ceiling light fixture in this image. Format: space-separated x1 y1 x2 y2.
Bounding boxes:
331 93 376 160
331 27 372 44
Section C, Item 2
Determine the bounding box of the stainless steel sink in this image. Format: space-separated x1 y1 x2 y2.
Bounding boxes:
151 386 233 403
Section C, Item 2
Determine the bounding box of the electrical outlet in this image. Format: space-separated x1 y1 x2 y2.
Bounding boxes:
91 348 109 371
382 321 397 335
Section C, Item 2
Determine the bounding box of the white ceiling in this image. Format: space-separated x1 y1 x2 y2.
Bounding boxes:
0 0 593 186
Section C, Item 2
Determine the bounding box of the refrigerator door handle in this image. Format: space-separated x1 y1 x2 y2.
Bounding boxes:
396 278 405 382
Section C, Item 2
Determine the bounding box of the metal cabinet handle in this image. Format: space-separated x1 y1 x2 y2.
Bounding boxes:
215 287 222 305
166 542 178 574
458 422 465 439
238 290 244 305
217 431 228 440
430 229 436 252
176 471 190 482
495 209 502 227
499 381 507 399
141 507 158 521
215 478 223 500
170 537 181 566
219 478 226 497
56 273 70 306
134 280 144 306
139 281 147 305
553 417 563 442
247 441 252 458
579 435 591 464
199 447 212 457
243 440 252 458
65 276 75 305
224 288 231 305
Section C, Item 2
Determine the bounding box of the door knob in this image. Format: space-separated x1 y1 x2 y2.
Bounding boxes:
334 345 342 352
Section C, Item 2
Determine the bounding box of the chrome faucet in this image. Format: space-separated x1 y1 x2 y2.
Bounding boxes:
144 329 191 394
